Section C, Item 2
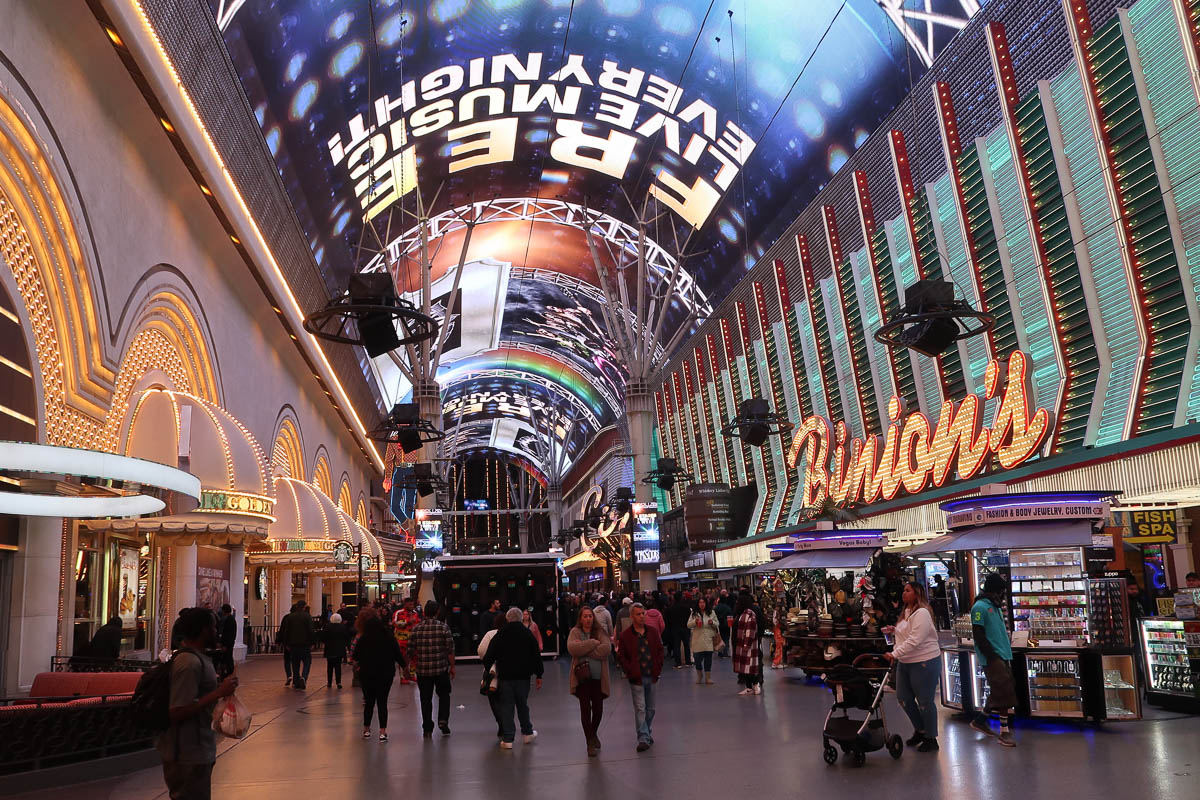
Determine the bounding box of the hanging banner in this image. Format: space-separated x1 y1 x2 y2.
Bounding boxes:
196 546 231 610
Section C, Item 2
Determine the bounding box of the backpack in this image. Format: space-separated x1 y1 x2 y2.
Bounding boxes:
131 648 197 731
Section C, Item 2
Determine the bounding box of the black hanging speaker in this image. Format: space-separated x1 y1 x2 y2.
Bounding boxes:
349 274 402 357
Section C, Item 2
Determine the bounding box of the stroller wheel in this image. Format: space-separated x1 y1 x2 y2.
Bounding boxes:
823 745 838 765
851 748 867 767
887 735 904 759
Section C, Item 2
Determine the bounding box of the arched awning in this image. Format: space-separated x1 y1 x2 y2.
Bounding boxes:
247 476 383 570
85 390 274 545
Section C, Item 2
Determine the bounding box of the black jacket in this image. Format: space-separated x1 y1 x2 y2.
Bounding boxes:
89 621 123 660
278 610 316 647
483 621 544 680
218 613 237 650
667 602 692 630
321 622 352 659
352 628 406 684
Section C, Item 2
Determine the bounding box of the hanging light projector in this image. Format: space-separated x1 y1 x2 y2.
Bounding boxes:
303 273 438 357
642 457 693 492
722 398 793 447
874 279 994 357
367 402 444 454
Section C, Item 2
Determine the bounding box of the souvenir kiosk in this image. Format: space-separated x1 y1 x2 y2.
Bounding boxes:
749 530 891 674
910 492 1140 722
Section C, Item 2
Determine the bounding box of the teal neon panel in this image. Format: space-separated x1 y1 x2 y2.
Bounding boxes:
885 216 944 414
1050 62 1140 446
821 276 866 437
983 126 1064 420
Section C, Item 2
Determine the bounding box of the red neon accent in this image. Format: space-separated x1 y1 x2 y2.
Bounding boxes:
793 239 833 420
933 82 996 359
821 207 871 432
853 169 902 394
988 21 1072 449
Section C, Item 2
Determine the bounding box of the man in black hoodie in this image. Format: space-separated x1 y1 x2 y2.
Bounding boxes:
483 607 544 749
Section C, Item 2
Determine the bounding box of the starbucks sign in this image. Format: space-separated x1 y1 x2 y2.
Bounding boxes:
333 540 354 566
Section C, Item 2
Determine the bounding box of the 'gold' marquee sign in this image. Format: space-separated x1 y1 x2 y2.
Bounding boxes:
197 489 276 521
787 351 1052 509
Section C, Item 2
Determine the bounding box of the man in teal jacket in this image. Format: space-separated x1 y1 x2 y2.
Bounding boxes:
971 572 1017 747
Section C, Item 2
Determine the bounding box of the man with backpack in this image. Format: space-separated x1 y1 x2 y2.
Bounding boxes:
155 607 238 799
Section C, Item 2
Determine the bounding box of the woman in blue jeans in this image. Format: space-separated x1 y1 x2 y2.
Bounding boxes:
884 581 943 753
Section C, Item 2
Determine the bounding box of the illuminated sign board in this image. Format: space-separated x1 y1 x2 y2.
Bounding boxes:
332 540 354 565
790 535 888 551
946 500 1109 530
197 489 275 520
1124 509 1178 544
633 505 661 566
417 514 444 560
684 483 732 549
788 352 1053 509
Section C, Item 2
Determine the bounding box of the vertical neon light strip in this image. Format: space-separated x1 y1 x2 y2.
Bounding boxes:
854 170 915 413
1058 3 1155 436
662 385 687 508
751 282 791 532
654 389 680 508
793 241 841 420
671 371 701 496
719 318 752 487
773 258 814 421
819 275 865 438
988 23 1072 451
821 207 873 434
933 82 997 363
888 129 967 403
686 356 715 483
1130 0 1200 425
736 300 771 535
703 335 735 486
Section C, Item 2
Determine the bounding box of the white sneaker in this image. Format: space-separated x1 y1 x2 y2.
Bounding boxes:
524 731 538 744
753 685 762 695
738 688 753 695
500 741 513 749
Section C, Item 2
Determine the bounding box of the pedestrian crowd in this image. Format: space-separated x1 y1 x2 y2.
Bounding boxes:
155 577 1024 799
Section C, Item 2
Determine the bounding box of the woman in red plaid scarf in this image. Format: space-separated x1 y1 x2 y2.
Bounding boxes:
732 589 764 695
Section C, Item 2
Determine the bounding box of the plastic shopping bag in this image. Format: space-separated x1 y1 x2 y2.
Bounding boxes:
211 694 253 739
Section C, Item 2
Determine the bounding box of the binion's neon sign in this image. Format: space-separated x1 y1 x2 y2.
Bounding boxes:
786 351 1053 509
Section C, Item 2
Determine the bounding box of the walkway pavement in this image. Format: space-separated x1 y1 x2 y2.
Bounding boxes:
18 654 1198 799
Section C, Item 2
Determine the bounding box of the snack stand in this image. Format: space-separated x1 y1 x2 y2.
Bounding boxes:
748 531 891 675
909 492 1141 722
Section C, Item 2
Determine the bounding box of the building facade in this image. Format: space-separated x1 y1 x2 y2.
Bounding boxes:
654 0 1200 581
0 2 385 693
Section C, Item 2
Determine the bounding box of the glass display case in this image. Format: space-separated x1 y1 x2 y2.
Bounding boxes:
969 653 991 710
1089 577 1130 649
1009 548 1088 645
1025 653 1084 718
1101 654 1141 720
941 648 965 709
1141 618 1197 697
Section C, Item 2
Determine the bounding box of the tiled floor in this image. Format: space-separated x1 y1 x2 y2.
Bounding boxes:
17 654 1199 799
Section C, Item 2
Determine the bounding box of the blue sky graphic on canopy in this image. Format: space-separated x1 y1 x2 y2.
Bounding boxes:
212 0 929 303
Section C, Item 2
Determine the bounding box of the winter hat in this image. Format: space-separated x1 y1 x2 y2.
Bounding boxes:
983 572 1007 594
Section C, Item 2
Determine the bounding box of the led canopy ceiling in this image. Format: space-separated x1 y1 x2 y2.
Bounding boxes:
211 0 975 466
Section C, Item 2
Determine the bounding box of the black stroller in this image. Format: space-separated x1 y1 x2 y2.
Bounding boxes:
821 654 903 766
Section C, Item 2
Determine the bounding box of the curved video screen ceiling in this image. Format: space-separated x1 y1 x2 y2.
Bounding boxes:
212 0 963 466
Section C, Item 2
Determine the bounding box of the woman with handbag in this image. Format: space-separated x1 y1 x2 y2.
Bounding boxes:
478 613 505 741
688 597 720 685
567 606 611 757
